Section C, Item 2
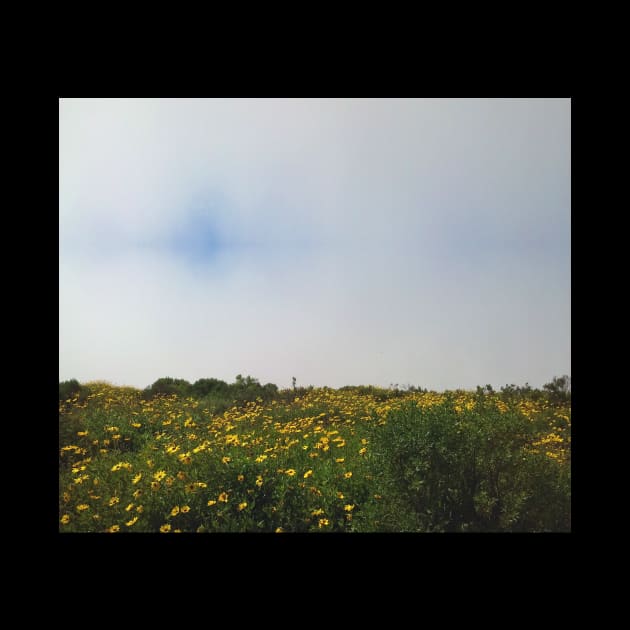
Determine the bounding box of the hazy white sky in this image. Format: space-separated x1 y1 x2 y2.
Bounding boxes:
59 98 570 390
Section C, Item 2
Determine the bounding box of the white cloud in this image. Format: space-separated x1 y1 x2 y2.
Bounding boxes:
59 98 570 390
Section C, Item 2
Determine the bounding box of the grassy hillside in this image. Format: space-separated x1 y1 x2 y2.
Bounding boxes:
59 381 571 532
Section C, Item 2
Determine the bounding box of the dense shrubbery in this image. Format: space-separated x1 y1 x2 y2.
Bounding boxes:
59 377 570 532
59 379 82 401
362 397 570 532
141 374 279 412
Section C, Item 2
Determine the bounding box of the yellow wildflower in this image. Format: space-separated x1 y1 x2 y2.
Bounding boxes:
238 502 248 511
160 524 171 533
303 470 313 479
60 514 70 524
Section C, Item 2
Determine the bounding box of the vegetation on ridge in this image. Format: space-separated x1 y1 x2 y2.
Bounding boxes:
59 375 571 532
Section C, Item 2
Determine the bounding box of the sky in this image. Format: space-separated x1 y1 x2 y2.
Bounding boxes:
59 98 570 391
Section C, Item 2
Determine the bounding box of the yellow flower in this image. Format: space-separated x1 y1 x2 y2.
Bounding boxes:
255 454 267 463
136 505 144 513
126 516 139 527
237 474 245 482
181 505 190 513
359 447 367 455
132 473 142 484
153 470 167 481
207 500 217 506
344 472 352 478
151 481 161 491
255 475 263 487
125 503 134 512
222 456 231 464
107 525 120 533
311 508 325 516
344 504 355 512
160 524 171 533
335 458 345 463
196 482 207 488
60 514 70 524
218 492 229 503
275 527 284 533
76 504 89 512
337 492 345 499
303 470 313 479
77 431 88 437
318 518 329 528
285 469 296 476
133 489 143 499
170 506 180 517
108 496 120 506
177 471 187 481
238 502 248 511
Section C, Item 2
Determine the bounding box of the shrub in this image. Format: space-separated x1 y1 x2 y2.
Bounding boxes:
143 377 192 399
365 399 570 532
59 379 81 401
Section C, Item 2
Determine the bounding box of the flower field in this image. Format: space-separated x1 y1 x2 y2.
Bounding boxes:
59 382 571 532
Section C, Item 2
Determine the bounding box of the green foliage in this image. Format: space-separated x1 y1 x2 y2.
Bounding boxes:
543 375 571 404
59 379 82 401
59 378 570 532
191 378 229 398
142 377 192 399
364 399 570 532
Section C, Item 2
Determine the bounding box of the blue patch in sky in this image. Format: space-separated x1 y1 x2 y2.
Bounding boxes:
165 194 230 266
168 214 224 265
